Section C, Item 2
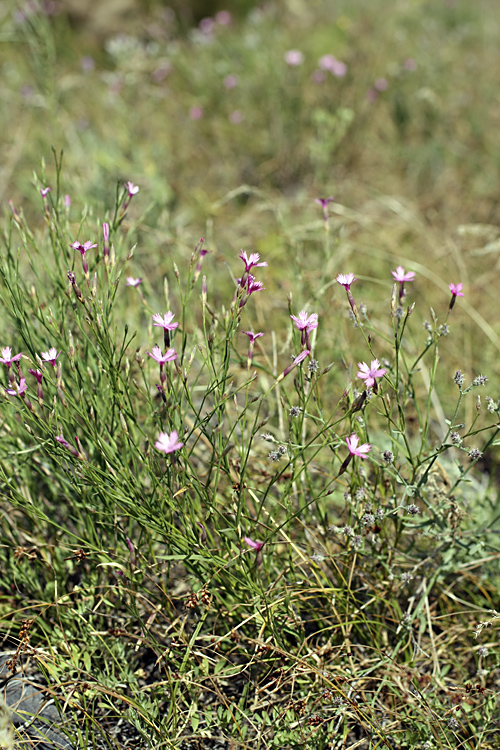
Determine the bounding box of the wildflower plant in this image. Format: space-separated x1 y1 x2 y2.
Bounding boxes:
1 162 500 749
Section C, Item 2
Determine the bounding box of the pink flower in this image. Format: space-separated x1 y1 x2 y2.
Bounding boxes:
126 277 142 287
102 223 110 242
0 347 22 367
152 312 179 331
40 187 51 197
336 273 357 290
449 283 464 297
5 377 27 396
346 433 372 459
374 77 388 91
147 346 177 364
190 106 204 120
155 430 184 454
357 359 387 388
239 250 268 272
318 54 347 77
315 196 334 209
284 49 304 66
244 275 265 294
404 58 417 71
55 434 79 457
224 74 238 89
244 536 264 552
126 181 139 196
41 347 61 366
215 10 232 25
290 311 318 333
28 368 43 383
391 266 415 283
229 110 244 124
243 331 264 343
70 240 97 257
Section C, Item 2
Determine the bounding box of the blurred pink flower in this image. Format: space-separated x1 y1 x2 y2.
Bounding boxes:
374 77 388 91
346 433 372 458
40 187 51 197
357 359 387 388
126 181 139 196
312 70 326 84
229 110 244 124
126 277 142 287
190 106 204 120
318 54 347 76
224 74 238 89
404 58 417 71
284 49 304 66
155 430 184 454
70 240 97 257
199 17 215 34
215 10 232 25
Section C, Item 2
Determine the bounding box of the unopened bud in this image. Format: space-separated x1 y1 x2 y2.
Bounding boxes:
476 395 481 412
120 412 129 435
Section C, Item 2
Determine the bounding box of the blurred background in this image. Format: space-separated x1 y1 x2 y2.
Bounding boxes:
2 0 500 402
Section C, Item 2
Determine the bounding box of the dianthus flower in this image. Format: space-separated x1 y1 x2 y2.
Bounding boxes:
0 347 22 367
126 181 139 196
391 266 415 283
147 346 177 364
239 250 268 273
290 311 318 333
336 273 357 291
152 312 179 331
448 282 464 311
5 377 27 396
357 359 387 389
126 277 142 287
155 430 184 454
41 348 61 366
346 433 372 458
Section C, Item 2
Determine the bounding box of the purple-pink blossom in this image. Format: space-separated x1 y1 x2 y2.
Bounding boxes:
243 275 265 295
346 433 372 458
224 74 238 89
126 181 139 196
155 430 184 454
126 277 142 287
336 273 357 291
318 54 347 77
152 312 179 331
357 359 387 388
147 346 177 364
284 49 304 66
40 187 51 197
290 311 318 333
41 348 61 366
5 377 27 397
244 537 264 552
190 106 204 120
215 10 231 25
70 240 97 257
449 283 464 297
315 196 334 209
0 347 22 367
243 331 264 344
391 266 415 283
239 251 268 273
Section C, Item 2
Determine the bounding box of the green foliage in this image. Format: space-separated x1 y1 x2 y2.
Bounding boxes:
1 2 500 749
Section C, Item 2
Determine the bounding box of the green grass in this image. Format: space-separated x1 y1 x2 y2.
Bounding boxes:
0 2 500 749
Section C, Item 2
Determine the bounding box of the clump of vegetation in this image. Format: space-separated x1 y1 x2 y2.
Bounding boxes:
1 1 500 748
